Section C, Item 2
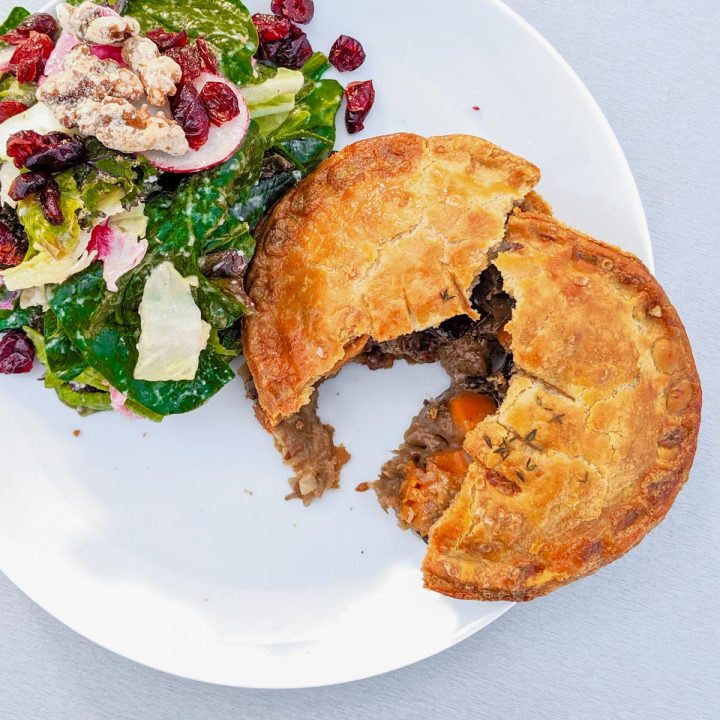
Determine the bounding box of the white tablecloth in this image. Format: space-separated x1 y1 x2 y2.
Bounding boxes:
1 1 718 718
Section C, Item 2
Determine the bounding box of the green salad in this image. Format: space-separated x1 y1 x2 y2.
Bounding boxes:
0 0 348 419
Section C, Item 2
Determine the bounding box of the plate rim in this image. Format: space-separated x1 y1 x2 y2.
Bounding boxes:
4 0 652 689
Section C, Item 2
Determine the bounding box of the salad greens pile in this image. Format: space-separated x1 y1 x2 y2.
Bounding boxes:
0 0 344 419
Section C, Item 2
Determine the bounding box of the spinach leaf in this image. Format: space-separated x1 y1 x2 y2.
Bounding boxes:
44 309 87 382
124 0 258 85
145 122 264 264
229 154 301 231
0 7 29 40
266 56 343 173
47 127 267 417
0 305 39 331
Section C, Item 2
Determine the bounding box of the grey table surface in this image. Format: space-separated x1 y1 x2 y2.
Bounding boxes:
1 1 719 718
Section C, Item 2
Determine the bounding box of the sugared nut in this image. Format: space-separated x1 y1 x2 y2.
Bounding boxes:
37 44 188 156
57 2 139 45
122 37 182 107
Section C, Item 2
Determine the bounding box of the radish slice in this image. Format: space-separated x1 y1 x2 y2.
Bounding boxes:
143 73 250 174
0 44 14 73
43 31 78 77
90 44 127 65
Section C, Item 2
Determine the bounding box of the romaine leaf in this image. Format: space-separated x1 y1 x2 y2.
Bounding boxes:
55 384 112 414
2 227 94 291
134 261 210 382
0 7 29 40
17 171 83 259
0 75 37 105
124 0 258 85
241 68 305 135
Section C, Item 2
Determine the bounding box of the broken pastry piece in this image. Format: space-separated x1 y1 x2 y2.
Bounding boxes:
244 132 540 503
243 133 700 601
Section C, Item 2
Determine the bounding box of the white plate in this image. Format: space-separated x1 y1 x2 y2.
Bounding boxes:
0 0 651 688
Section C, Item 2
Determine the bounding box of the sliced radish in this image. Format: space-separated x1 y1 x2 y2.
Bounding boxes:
43 31 77 77
89 44 127 65
143 73 250 174
0 44 14 73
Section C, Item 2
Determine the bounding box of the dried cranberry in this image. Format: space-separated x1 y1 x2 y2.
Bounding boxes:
345 80 375 134
171 83 210 150
254 17 313 70
0 331 35 374
25 134 85 172
200 82 240 125
252 14 292 42
40 176 63 226
271 0 315 24
9 31 55 83
0 12 58 45
6 130 45 168
146 28 188 52
165 45 203 81
0 221 27 268
0 101 28 124
8 171 47 202
196 37 218 74
329 35 366 72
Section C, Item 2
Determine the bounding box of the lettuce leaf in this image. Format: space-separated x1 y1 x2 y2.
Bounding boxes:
48 127 267 416
242 67 305 135
17 171 83 259
2 229 94 291
134 262 210 381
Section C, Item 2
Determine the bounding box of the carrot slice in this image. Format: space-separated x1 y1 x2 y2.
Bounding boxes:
497 329 512 349
428 449 471 478
449 392 497 434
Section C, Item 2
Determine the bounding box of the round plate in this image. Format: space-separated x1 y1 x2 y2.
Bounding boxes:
0 0 651 688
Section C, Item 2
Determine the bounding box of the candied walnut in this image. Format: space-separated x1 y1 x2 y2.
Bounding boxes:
38 45 188 156
76 98 189 155
38 44 142 128
57 2 139 45
122 37 181 106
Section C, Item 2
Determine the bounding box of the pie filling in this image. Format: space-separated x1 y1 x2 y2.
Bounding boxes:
252 265 516 510
365 265 516 536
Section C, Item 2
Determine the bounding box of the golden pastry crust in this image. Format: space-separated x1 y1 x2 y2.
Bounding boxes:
423 211 702 600
244 133 541 426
